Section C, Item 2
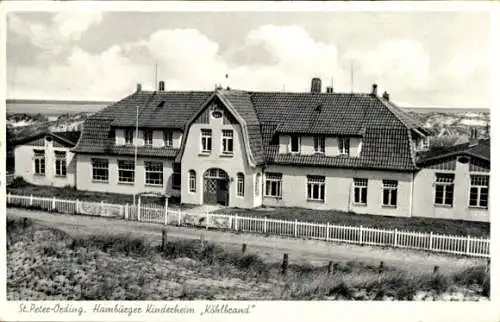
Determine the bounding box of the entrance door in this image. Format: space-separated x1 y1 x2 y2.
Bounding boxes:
203 168 229 206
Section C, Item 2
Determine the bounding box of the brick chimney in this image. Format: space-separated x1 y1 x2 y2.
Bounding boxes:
371 83 378 96
311 78 322 93
136 83 142 92
158 80 165 91
382 91 390 101
326 86 334 93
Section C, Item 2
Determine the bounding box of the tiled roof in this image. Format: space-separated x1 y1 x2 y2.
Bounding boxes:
74 88 427 171
53 131 81 145
416 138 490 165
14 130 80 147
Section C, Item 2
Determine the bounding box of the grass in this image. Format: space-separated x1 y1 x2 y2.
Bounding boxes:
215 206 490 237
7 217 490 301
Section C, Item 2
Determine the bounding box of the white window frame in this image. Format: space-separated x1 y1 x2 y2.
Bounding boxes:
201 129 212 153
434 173 455 206
382 180 398 207
290 135 300 154
469 175 489 209
55 151 67 177
144 161 163 186
143 130 153 146
91 158 109 182
222 129 234 154
313 136 325 154
339 137 350 155
265 173 282 198
164 130 173 147
188 170 196 192
307 175 325 202
34 149 45 176
353 178 368 205
237 173 245 197
125 129 134 145
118 160 135 184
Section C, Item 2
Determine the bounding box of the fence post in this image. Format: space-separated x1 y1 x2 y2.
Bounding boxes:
29 194 33 206
124 203 129 220
164 199 169 226
235 214 239 231
177 208 181 226
75 199 79 214
137 198 141 222
466 235 471 255
429 232 433 251
52 197 56 211
359 225 364 244
394 229 398 247
162 229 168 251
263 216 267 234
281 253 289 276
242 243 247 255
294 219 298 237
326 222 330 242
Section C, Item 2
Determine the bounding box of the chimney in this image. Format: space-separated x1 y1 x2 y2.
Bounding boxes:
382 91 390 101
136 83 142 92
311 78 322 93
326 86 334 93
158 80 165 91
371 84 378 96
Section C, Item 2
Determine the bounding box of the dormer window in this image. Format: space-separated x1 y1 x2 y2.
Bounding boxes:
144 130 153 146
164 130 173 147
290 135 300 153
314 136 325 154
125 129 134 145
339 137 350 155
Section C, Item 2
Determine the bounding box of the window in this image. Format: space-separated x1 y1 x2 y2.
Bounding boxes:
34 149 45 176
55 151 67 177
353 178 368 205
163 130 173 147
255 173 261 196
290 135 300 153
222 130 234 154
237 173 245 197
434 173 454 206
201 129 212 153
339 137 350 155
144 130 153 146
265 173 282 198
382 180 398 207
172 163 181 190
469 175 489 208
314 136 325 154
125 129 134 145
92 158 109 182
144 161 163 186
118 160 135 183
189 170 196 192
307 175 325 202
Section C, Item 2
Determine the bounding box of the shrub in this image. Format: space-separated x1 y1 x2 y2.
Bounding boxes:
69 234 151 256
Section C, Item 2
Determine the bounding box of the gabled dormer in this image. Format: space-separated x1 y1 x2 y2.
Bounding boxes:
114 127 182 149
278 133 362 157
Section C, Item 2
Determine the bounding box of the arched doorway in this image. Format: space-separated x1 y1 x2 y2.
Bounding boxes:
203 168 229 206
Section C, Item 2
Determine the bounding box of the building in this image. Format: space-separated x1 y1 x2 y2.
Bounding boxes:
13 131 81 187
12 78 490 222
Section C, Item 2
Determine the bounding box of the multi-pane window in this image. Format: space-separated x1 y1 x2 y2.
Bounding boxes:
222 130 234 154
290 135 300 153
237 173 245 197
255 173 261 196
55 151 67 177
172 163 181 190
34 150 45 176
144 161 163 186
339 137 350 155
91 158 109 182
125 129 134 145
469 175 489 208
314 136 325 154
118 160 135 183
434 173 454 206
382 180 398 207
143 130 153 146
164 130 173 147
201 129 212 153
188 170 196 192
265 173 282 198
353 178 368 205
307 175 325 202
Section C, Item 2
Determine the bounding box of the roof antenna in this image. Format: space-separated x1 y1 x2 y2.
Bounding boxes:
154 63 158 91
350 61 354 94
225 73 230 90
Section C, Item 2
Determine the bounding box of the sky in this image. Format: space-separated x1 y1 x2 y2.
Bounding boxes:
6 11 491 108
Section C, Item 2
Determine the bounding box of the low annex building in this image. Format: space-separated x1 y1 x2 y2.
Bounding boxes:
13 78 490 222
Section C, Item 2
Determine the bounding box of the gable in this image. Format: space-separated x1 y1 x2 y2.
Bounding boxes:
192 98 238 125
421 156 457 171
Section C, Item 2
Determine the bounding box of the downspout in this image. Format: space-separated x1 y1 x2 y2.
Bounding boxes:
409 171 414 218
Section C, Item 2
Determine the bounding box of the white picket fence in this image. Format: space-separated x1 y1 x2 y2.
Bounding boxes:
6 193 490 258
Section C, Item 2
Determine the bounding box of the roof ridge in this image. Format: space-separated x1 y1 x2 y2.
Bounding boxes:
375 95 425 131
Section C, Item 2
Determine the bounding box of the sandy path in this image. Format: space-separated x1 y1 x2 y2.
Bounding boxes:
7 208 486 273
